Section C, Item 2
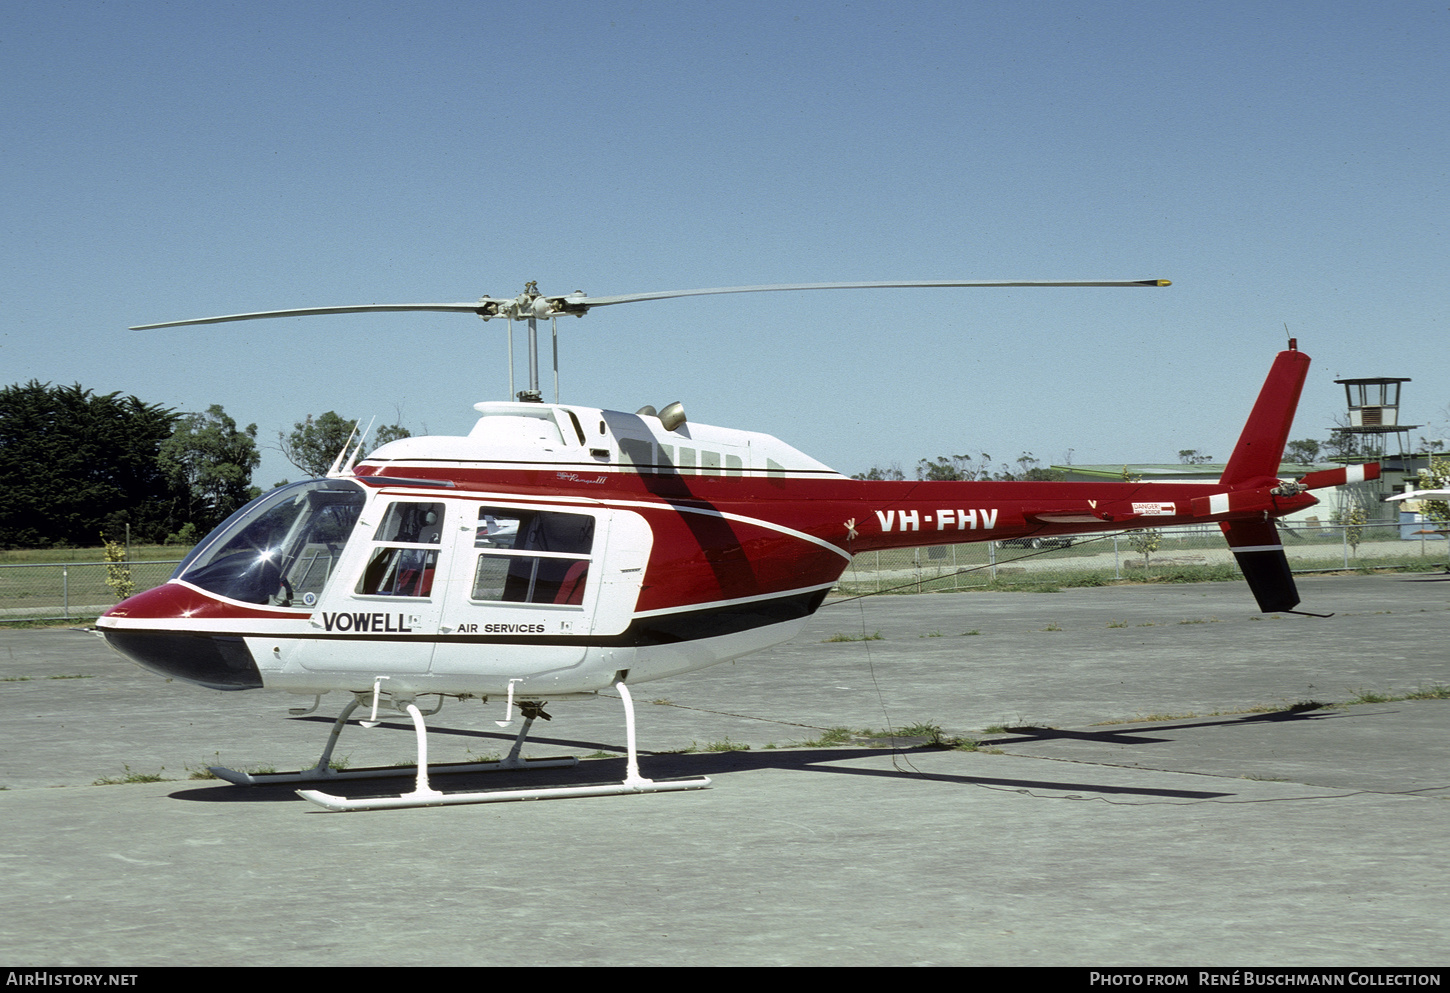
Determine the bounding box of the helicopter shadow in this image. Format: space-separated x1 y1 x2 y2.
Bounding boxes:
168 704 1367 805
166 739 1240 806
976 703 1346 749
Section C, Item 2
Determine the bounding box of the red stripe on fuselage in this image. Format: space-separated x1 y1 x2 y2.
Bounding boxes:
101 581 303 622
357 463 1281 556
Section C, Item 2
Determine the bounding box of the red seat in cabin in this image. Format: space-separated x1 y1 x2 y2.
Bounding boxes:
555 562 588 605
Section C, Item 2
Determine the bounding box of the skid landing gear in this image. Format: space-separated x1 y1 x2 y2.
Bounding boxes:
208 694 577 787
296 681 711 811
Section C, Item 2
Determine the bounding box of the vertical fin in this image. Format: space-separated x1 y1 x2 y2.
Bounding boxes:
1220 347 1310 487
1217 347 1311 612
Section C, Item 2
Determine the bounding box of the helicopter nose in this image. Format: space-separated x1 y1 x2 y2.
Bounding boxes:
102 628 263 690
99 586 264 690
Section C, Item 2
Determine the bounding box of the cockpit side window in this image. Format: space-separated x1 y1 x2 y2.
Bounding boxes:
356 501 444 598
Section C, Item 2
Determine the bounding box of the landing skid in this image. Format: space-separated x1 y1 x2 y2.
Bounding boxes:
209 696 576 787
291 681 710 811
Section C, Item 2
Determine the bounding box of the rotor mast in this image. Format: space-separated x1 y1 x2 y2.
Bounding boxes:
482 281 574 403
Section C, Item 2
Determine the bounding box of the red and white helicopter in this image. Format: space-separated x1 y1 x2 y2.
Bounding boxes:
98 280 1378 810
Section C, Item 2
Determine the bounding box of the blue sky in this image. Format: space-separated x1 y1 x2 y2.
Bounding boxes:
5 0 1447 488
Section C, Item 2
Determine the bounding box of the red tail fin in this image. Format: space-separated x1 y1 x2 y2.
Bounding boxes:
1220 346 1310 487
1218 345 1310 613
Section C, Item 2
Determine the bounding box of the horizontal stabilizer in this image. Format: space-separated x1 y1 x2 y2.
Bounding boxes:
1190 463 1381 522
1222 520 1299 613
1190 486 1279 519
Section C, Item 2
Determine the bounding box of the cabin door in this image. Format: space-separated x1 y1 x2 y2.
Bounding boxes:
302 496 451 673
429 502 652 685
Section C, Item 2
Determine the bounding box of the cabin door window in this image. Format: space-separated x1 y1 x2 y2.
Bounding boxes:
470 506 594 606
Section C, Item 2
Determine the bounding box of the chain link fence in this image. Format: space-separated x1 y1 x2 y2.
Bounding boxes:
0 559 183 623
835 520 1449 595
3 520 1446 622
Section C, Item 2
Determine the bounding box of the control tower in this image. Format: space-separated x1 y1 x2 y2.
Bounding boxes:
1331 377 1418 520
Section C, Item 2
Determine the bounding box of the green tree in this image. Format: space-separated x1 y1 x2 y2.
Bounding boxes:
372 422 412 450
0 381 178 547
1008 452 1062 481
1416 455 1450 530
917 453 994 481
915 451 1060 481
851 464 905 481
1342 505 1368 556
101 534 135 600
281 412 413 478
1127 528 1161 573
1283 438 1322 465
1178 449 1214 465
158 405 262 534
1324 423 1362 460
280 412 359 478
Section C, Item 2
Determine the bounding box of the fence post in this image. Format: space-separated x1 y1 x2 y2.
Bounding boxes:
62 564 69 620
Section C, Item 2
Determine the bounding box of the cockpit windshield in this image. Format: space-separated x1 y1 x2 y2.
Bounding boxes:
174 479 366 607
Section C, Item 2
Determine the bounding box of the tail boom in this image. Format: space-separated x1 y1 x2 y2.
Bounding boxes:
839 345 1378 614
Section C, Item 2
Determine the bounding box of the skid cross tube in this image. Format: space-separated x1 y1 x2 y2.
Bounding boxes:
209 696 575 787
297 682 711 811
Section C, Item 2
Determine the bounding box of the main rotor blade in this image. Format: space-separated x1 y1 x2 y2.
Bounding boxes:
130 279 1171 329
572 279 1170 308
130 303 484 330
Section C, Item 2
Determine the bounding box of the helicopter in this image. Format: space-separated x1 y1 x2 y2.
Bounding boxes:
97 280 1379 811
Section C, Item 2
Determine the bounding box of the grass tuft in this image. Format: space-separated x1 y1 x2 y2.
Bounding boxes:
704 737 750 752
800 726 857 747
1406 685 1450 700
93 764 167 785
823 631 883 642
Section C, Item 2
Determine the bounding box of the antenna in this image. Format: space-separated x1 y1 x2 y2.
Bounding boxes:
324 419 361 478
341 416 376 475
